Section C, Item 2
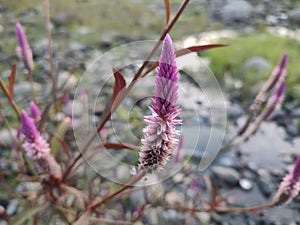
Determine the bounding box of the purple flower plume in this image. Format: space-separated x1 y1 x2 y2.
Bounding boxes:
265 53 287 93
273 156 300 205
138 34 182 173
21 110 60 175
29 101 41 124
16 22 34 72
262 81 285 120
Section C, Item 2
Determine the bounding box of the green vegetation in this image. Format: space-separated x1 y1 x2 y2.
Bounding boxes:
202 32 300 100
2 0 209 45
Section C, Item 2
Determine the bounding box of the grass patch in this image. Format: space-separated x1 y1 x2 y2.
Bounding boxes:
202 32 300 96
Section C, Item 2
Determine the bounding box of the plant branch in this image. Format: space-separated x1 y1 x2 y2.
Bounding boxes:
45 0 57 112
0 78 20 119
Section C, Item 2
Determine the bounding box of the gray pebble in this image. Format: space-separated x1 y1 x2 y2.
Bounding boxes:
211 166 240 186
239 178 253 191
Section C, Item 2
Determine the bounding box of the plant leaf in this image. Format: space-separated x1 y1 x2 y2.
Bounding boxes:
142 44 228 77
38 102 52 131
112 68 126 104
96 68 126 133
164 0 170 26
93 142 139 151
8 64 16 98
10 205 46 225
175 44 228 57
73 210 91 225
50 117 71 157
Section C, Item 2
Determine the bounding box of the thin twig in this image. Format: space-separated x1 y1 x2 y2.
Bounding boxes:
27 70 37 103
45 0 57 112
91 170 146 210
160 202 276 214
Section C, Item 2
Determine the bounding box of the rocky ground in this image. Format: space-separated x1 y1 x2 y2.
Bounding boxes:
1 0 300 224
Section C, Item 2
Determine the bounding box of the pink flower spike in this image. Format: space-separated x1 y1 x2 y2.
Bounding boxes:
279 53 288 73
16 22 34 72
292 156 300 182
20 109 61 175
29 101 41 124
21 110 39 143
273 156 300 205
138 34 182 173
265 53 287 93
263 81 285 120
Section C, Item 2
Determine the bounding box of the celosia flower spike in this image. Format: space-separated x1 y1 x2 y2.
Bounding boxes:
21 110 61 175
262 81 285 120
265 53 287 93
21 110 40 143
16 22 34 72
138 34 182 173
29 101 41 124
273 156 300 205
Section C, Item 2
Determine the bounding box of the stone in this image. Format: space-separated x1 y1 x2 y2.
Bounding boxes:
165 192 184 205
227 103 244 119
6 199 18 215
239 178 252 191
53 13 78 26
291 107 300 117
197 212 211 223
57 72 78 92
288 8 300 24
14 82 42 101
257 178 273 197
239 57 272 79
116 164 130 183
286 123 298 137
0 129 16 146
211 166 240 186
221 0 254 24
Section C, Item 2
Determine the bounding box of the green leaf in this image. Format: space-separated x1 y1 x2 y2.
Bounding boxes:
10 204 46 225
50 117 71 157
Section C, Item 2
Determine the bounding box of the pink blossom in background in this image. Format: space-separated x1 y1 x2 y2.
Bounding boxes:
16 23 34 72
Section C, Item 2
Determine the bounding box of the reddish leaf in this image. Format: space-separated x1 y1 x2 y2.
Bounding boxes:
175 44 228 57
164 0 170 26
143 61 159 77
112 68 126 104
142 44 228 77
8 64 16 98
93 142 139 151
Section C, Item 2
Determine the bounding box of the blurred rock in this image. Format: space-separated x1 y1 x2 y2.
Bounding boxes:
239 178 252 191
288 8 300 24
116 164 130 182
0 129 16 146
165 192 184 205
211 166 239 186
257 169 274 197
57 71 78 92
14 82 42 100
221 0 254 24
239 57 272 78
53 13 78 26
